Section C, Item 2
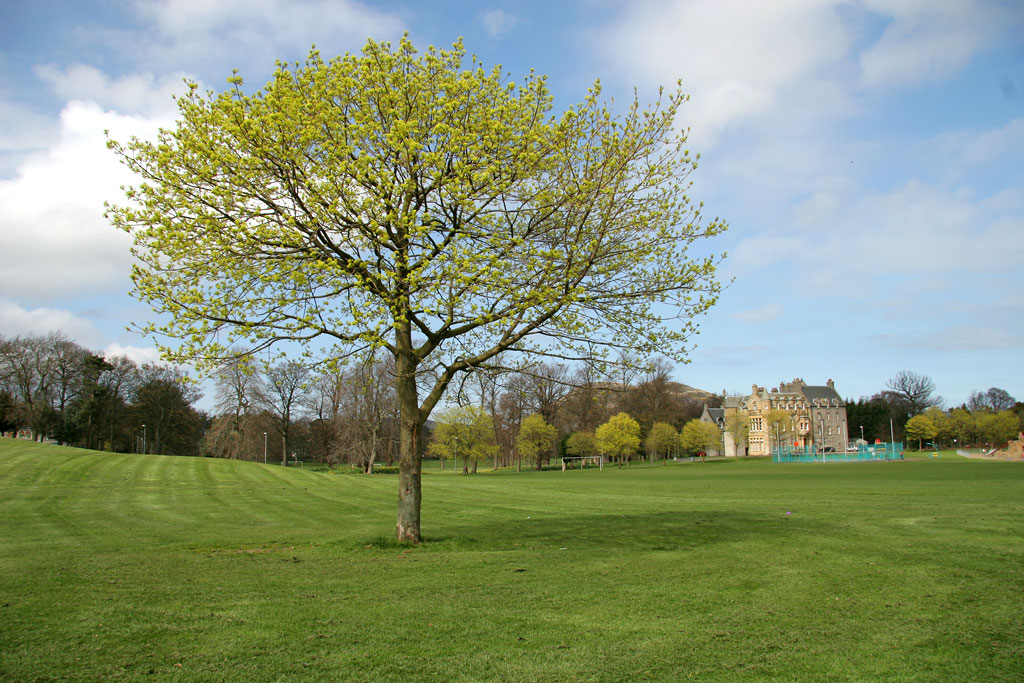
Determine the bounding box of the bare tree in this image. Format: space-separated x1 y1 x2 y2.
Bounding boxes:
885 371 942 417
968 387 1015 412
559 361 611 434
263 360 310 466
334 353 399 473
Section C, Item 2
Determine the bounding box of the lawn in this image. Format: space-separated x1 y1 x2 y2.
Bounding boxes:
1 440 1022 681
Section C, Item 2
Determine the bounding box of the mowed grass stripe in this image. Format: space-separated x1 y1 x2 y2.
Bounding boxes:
1 440 1022 681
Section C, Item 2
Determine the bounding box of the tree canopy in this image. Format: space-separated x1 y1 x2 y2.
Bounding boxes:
595 412 641 465
680 419 720 456
516 413 558 470
107 36 726 542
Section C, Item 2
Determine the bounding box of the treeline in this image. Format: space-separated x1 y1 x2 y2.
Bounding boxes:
1 332 712 468
0 332 204 454
425 357 713 471
846 371 1022 449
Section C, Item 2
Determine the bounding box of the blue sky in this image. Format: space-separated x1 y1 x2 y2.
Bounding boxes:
1 0 1022 408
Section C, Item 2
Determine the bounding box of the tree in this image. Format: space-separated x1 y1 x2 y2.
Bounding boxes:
968 388 1016 412
428 405 497 473
644 421 677 461
333 352 399 472
263 360 310 466
595 412 641 466
725 410 749 456
764 408 792 455
905 414 937 450
108 37 726 542
205 354 266 461
517 413 558 470
680 419 720 457
565 430 597 459
885 371 942 417
131 364 204 456
976 410 1019 447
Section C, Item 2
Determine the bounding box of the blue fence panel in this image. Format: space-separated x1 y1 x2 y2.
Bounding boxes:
772 443 904 463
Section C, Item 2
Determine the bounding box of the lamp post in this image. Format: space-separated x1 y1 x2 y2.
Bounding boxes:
263 432 268 464
860 425 864 442
142 424 146 455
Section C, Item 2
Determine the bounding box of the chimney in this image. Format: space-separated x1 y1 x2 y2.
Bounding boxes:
827 378 834 389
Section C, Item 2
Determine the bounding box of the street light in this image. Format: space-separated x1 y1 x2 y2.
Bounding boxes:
860 425 864 442
142 424 146 455
263 432 268 464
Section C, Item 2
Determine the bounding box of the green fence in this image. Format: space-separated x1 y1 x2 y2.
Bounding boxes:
772 443 904 463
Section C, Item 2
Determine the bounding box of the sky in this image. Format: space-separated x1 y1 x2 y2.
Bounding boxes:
1 0 1022 409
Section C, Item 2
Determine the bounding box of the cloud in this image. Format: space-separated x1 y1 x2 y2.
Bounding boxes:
125 0 405 73
859 0 1021 88
0 100 171 303
0 100 59 177
735 175 1024 280
590 0 852 149
870 326 1023 351
103 342 165 366
480 9 517 38
34 64 191 116
0 299 103 346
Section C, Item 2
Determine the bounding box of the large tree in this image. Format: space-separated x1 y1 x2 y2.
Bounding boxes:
885 371 942 417
107 37 725 542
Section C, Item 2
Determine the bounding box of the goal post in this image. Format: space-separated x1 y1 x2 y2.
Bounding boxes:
561 455 604 471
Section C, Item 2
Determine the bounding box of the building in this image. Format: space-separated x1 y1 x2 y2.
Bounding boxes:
702 379 848 457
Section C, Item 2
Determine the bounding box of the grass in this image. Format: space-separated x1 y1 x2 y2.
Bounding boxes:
1 441 1022 681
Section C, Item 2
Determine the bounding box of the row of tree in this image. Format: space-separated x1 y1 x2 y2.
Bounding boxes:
0 332 204 455
428 405 727 473
845 371 1022 449
2 331 722 468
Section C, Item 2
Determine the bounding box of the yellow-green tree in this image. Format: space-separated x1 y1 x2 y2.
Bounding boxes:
596 412 641 466
725 410 749 456
428 406 497 474
764 409 792 456
645 422 677 461
565 430 597 458
517 413 558 470
106 37 726 542
905 414 937 451
680 419 720 457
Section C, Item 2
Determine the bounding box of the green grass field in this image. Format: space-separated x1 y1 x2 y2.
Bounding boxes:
1 441 1022 681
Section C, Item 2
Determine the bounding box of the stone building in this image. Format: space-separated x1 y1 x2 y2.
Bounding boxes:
702 379 848 457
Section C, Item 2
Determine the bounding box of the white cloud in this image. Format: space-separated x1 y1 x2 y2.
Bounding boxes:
127 0 405 72
34 64 192 116
591 0 852 149
859 0 1020 88
0 299 103 345
103 342 165 366
481 9 517 38
0 100 171 303
0 100 59 177
733 178 1024 294
955 118 1024 168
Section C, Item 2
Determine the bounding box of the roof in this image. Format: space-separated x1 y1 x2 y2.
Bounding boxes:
801 385 845 406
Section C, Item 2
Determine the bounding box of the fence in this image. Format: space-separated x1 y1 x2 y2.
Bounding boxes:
772 442 904 463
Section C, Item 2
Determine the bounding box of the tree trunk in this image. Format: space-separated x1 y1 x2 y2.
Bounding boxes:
395 354 423 543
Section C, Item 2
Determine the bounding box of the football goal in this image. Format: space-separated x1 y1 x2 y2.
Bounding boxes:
561 455 604 471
